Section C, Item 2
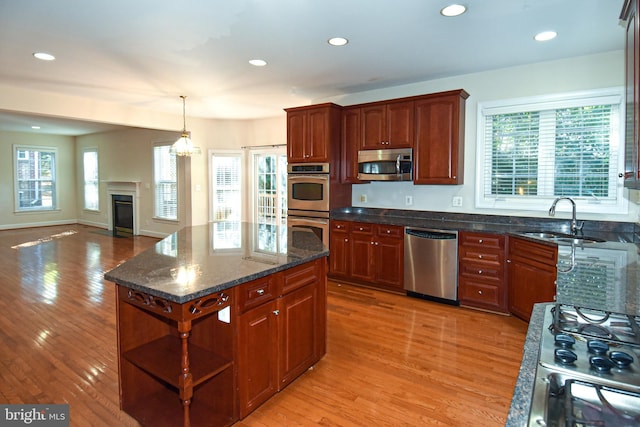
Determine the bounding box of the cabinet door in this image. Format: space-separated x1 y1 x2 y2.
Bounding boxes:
329 228 351 278
341 107 362 183
414 93 466 184
386 100 414 148
237 301 278 418
287 110 307 163
278 284 318 389
307 108 330 162
350 224 375 282
361 104 386 149
507 237 557 322
623 0 640 187
374 232 404 289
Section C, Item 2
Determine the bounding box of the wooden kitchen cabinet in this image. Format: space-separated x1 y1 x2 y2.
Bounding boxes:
361 100 414 150
341 107 364 183
458 231 508 313
622 0 640 188
507 236 557 322
329 220 404 292
236 258 326 419
285 103 342 163
414 90 469 185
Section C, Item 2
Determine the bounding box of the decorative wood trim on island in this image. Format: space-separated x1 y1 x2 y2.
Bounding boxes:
105 222 329 427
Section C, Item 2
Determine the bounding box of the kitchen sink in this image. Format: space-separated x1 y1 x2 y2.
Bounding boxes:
521 231 605 244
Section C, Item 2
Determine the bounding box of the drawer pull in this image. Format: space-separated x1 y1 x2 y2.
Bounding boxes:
478 270 483 274
257 289 265 295
478 290 483 295
478 255 483 259
479 239 483 243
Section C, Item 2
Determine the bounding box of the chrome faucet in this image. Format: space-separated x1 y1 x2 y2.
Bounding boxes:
548 197 583 235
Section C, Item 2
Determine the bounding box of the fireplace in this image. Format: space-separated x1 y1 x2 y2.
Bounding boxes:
112 195 133 236
106 181 140 236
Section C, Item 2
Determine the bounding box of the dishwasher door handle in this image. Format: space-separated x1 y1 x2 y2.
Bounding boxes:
405 229 456 240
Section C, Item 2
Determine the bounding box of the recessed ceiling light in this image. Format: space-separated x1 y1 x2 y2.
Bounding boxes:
328 37 348 46
33 52 55 61
31 126 41 130
534 31 557 42
249 59 267 67
440 4 466 17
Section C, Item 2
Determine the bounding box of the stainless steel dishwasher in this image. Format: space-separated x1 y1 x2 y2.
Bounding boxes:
403 227 459 305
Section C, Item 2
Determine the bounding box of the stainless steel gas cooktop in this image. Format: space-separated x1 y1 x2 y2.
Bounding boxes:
529 304 640 427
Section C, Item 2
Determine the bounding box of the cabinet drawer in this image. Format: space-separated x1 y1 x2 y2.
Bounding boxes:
237 276 277 313
508 237 557 268
281 260 321 295
459 262 502 279
331 220 351 232
459 278 505 312
375 224 403 238
459 232 504 249
459 247 502 264
351 222 373 234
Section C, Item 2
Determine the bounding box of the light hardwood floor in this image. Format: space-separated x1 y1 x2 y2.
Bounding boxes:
0 224 528 426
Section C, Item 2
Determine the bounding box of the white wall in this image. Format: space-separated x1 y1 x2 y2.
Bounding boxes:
316 51 638 223
0 131 78 229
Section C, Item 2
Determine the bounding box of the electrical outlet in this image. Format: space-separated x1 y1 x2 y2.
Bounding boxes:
405 195 413 206
452 196 463 207
360 194 367 203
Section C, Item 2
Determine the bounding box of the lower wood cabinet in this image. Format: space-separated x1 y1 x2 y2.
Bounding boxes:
507 236 558 321
236 258 326 419
458 231 508 313
329 220 404 292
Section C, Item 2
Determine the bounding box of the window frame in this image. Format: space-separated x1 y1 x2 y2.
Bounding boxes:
82 148 99 211
13 145 58 212
153 143 178 221
209 150 243 222
475 87 627 215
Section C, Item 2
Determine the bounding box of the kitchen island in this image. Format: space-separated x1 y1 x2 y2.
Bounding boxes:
506 239 640 426
104 221 328 427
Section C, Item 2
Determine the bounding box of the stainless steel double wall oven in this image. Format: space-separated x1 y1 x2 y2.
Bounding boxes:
287 163 330 247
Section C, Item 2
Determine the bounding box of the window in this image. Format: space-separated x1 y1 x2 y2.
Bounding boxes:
83 149 99 211
153 144 177 220
14 146 57 211
476 88 626 214
211 152 242 221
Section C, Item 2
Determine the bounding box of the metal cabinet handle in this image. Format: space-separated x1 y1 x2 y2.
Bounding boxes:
478 255 483 259
273 309 280 316
257 289 265 295
479 239 483 243
478 290 483 295
478 270 483 274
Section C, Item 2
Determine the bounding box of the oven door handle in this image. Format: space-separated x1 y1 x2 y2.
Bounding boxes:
289 217 329 226
287 174 329 182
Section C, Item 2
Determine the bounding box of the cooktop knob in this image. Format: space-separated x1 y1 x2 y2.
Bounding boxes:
554 333 575 348
587 339 609 355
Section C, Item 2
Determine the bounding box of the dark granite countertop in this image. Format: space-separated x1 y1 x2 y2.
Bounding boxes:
104 222 328 303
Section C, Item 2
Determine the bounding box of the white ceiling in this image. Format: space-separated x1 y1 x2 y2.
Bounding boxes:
0 0 626 135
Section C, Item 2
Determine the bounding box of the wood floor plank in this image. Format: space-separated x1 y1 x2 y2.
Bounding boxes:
0 225 527 426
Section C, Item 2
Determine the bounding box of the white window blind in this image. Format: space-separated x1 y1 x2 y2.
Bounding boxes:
153 145 177 220
83 149 99 211
476 88 626 214
14 146 57 211
211 153 242 221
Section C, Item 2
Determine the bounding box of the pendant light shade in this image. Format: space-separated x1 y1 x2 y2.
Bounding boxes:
171 95 200 156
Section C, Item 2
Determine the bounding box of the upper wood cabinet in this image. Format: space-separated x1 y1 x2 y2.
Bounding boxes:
361 100 414 149
622 0 640 188
285 103 342 164
341 107 363 184
414 90 469 185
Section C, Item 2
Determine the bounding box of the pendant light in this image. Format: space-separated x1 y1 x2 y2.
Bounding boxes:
172 95 200 156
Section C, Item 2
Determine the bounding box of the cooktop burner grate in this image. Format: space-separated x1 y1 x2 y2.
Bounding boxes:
551 304 640 346
563 379 640 427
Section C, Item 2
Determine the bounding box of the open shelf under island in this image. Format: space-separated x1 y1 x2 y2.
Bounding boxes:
105 222 329 427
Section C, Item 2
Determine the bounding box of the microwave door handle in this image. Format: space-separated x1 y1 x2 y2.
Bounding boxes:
396 155 401 176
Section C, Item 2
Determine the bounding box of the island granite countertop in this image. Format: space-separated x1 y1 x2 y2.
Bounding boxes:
104 221 328 303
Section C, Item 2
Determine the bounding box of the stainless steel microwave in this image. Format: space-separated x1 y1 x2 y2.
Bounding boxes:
357 148 413 181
